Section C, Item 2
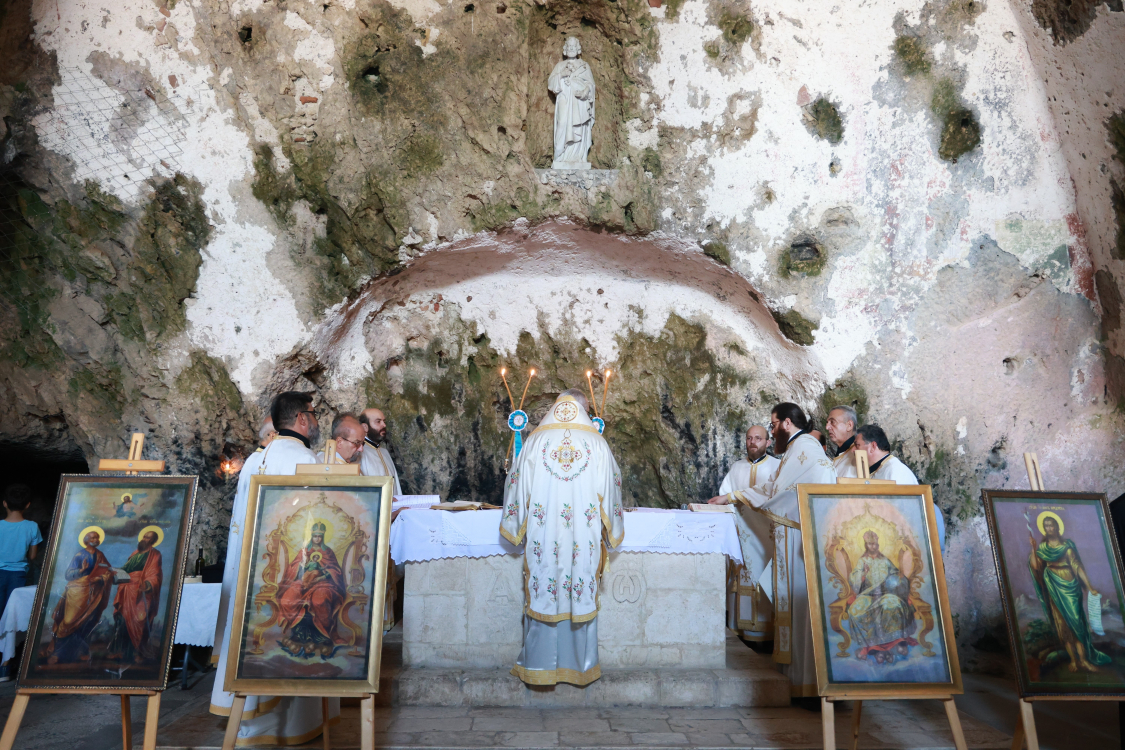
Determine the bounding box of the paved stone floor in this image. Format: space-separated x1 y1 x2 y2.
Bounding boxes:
0 667 1117 749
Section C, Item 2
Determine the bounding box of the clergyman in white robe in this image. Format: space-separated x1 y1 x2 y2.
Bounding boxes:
500 392 624 685
868 454 946 553
360 440 402 496
210 432 340 746
719 453 780 640
727 432 836 698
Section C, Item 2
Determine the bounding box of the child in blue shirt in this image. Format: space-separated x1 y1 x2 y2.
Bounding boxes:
0 485 43 680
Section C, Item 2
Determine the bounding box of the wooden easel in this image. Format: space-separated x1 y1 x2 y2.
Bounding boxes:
0 433 167 750
820 448 966 750
1006 452 1125 750
222 694 376 750
295 439 361 476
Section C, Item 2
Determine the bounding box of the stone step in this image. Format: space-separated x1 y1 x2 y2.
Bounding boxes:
373 629 790 708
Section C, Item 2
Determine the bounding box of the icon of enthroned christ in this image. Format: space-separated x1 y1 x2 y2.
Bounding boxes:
277 521 347 658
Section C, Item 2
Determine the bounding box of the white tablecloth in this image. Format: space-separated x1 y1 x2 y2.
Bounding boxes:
389 509 742 564
0 582 223 662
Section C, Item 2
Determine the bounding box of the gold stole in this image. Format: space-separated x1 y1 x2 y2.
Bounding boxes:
731 487 799 664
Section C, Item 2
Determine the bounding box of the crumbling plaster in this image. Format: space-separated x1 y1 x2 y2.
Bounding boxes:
0 0 1124 660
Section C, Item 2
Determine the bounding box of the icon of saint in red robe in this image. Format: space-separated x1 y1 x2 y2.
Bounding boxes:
277 522 346 658
107 529 164 664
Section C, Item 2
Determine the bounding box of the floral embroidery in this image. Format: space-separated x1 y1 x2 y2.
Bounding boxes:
561 504 573 529
507 470 520 487
584 502 597 526
504 500 519 519
563 575 573 600
532 503 546 526
574 577 585 601
541 438 592 481
588 539 596 562
547 578 558 602
614 471 621 487
613 503 624 520
572 542 579 565
531 575 540 597
590 578 597 599
532 540 543 563
553 541 559 563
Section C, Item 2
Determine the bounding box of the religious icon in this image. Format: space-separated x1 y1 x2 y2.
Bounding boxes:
983 490 1125 697
19 475 197 690
798 484 961 697
224 474 392 695
548 36 595 170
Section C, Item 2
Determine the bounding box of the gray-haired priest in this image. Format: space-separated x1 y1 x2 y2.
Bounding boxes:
711 426 779 641
500 389 624 685
709 402 835 701
211 391 339 745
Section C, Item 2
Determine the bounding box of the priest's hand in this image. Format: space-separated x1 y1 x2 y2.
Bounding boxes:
707 495 730 505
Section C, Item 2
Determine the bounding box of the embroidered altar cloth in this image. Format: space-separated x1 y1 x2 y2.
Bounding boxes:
389 509 742 564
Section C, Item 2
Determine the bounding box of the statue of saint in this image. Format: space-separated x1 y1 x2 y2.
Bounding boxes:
549 37 595 170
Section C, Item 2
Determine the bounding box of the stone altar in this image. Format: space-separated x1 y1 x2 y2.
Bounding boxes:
403 551 727 670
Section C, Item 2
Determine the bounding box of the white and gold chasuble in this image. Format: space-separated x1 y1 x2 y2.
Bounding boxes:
500 395 624 684
718 454 780 640
729 432 836 698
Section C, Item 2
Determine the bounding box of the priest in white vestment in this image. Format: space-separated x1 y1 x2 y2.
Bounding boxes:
827 405 859 478
854 424 945 552
710 403 835 699
359 407 402 495
316 414 366 465
711 426 779 640
211 392 339 746
501 389 624 685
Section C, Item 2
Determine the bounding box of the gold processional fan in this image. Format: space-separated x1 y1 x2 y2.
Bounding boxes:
499 366 613 471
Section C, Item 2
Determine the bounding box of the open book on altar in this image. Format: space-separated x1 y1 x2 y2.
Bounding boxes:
393 495 441 511
430 500 503 511
688 503 734 513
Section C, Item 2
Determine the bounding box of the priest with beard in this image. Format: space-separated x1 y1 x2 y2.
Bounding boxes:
210 391 339 746
107 529 162 664
710 403 835 701
359 408 402 496
709 426 780 641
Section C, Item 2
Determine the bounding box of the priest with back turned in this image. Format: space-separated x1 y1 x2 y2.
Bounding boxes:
500 389 624 686
710 402 835 700
211 391 339 746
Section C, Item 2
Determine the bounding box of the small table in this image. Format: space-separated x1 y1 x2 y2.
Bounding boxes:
0 582 221 688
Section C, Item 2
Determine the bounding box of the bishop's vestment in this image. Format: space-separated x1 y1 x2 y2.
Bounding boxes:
730 432 836 697
211 433 340 746
500 394 624 685
718 454 780 640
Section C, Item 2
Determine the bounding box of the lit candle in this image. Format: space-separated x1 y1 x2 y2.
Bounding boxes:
499 367 515 407
601 369 612 417
586 370 599 417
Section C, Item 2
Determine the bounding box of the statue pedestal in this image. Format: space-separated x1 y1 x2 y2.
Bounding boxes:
535 168 619 191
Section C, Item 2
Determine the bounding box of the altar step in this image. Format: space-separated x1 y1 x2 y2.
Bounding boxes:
374 629 790 708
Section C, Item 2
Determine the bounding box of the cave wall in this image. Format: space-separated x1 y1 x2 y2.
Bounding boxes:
1 0 1124 661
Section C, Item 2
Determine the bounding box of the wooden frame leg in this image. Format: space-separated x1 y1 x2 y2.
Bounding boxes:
0 694 30 750
121 695 133 750
322 697 331 750
822 698 836 750
221 695 247 750
850 700 862 750
1014 698 1039 750
143 693 162 750
943 698 968 750
1010 717 1025 750
360 695 375 750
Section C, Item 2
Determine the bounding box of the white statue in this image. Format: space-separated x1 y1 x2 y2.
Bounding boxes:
549 37 595 170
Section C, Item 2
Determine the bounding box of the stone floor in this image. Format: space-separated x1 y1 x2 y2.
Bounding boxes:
0 667 1117 749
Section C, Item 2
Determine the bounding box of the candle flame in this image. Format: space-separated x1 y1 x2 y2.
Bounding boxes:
586 370 591 376
530 369 536 376
605 369 612 376
500 367 506 375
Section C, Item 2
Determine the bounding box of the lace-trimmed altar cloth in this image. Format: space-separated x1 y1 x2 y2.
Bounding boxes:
389 509 742 564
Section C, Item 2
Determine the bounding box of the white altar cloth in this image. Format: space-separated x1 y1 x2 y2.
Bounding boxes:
0 582 222 663
390 509 742 564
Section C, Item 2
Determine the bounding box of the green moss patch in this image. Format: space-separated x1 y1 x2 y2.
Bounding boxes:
894 35 931 76
641 147 663 178
771 308 818 346
932 79 980 162
718 11 753 46
175 351 244 415
779 235 826 277
805 97 844 144
701 239 730 265
817 376 869 426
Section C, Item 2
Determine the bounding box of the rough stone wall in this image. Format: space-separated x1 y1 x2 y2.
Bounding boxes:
0 0 1123 663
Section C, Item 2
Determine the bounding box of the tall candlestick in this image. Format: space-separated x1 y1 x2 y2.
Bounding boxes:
601 369 612 417
519 369 536 410
499 367 515 408
586 371 599 418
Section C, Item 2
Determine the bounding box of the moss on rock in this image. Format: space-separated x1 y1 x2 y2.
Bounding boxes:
770 308 818 346
894 35 931 76
701 239 730 265
718 11 753 46
779 235 827 277
804 97 844 144
817 376 870 425
176 351 244 416
932 79 980 162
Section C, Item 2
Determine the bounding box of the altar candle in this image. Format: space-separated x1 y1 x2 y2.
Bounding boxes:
601 369 612 416
499 367 516 407
519 368 536 410
586 371 599 417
